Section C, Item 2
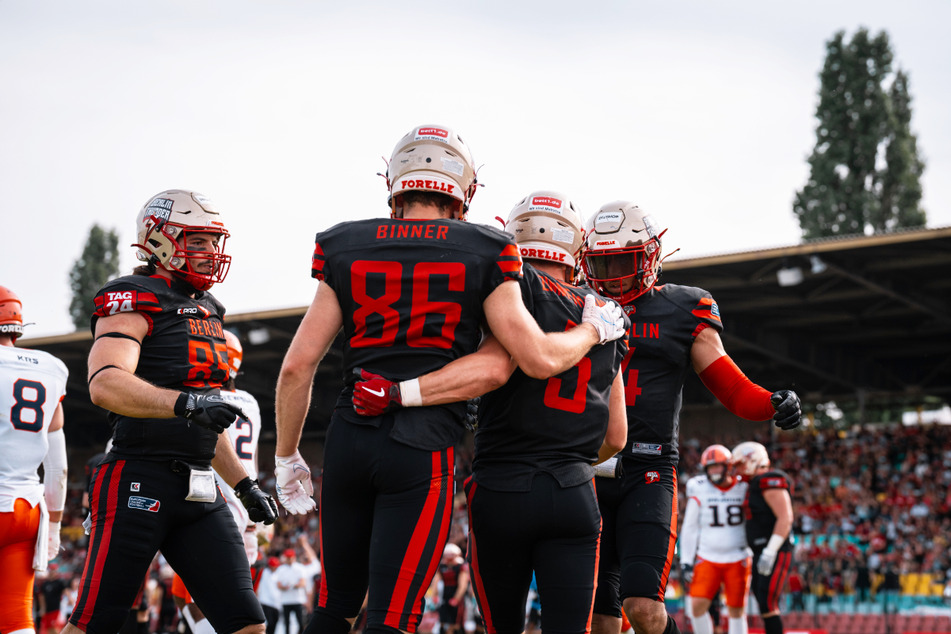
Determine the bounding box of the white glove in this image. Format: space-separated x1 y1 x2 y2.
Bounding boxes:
274 450 317 515
582 295 626 344
757 548 777 576
48 521 62 561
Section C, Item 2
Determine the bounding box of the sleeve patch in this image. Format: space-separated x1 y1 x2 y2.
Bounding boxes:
93 290 161 318
691 297 722 323
311 241 327 280
760 477 789 490
497 243 523 280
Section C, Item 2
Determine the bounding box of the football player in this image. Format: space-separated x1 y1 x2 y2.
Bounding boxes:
274 128 626 634
733 441 794 634
0 286 68 634
581 202 802 634
171 329 268 634
63 190 277 634
680 445 752 634
350 191 628 631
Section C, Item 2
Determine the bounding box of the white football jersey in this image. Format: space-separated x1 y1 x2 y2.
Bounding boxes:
680 474 750 564
215 388 262 530
0 345 69 511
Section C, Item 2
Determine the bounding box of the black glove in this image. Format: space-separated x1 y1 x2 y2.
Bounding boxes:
174 392 246 433
464 397 481 431
771 390 802 430
680 563 694 585
234 477 278 525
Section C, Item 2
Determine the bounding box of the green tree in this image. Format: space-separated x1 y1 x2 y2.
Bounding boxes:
793 28 926 239
69 224 120 329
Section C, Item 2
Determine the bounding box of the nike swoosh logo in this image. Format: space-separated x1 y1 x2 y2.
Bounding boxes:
365 387 385 397
293 465 310 475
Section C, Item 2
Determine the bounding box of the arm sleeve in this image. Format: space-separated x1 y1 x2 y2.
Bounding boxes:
698 355 775 421
43 428 69 512
679 483 701 565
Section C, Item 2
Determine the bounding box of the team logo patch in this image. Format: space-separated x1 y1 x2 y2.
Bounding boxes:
711 302 720 318
130 482 140 492
645 471 660 484
128 496 161 512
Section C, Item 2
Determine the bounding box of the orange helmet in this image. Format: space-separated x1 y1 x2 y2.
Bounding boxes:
224 330 243 380
701 444 733 487
0 286 24 341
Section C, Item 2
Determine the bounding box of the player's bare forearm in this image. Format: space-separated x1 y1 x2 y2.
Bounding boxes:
275 282 342 455
419 335 515 405
484 281 598 379
212 433 248 488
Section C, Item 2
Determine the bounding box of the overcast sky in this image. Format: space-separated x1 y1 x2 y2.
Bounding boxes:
3 0 949 338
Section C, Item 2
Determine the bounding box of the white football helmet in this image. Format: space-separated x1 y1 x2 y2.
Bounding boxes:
385 125 477 219
582 201 665 305
731 441 770 478
133 189 231 291
505 191 584 281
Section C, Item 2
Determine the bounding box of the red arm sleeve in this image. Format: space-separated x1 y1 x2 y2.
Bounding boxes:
698 355 775 421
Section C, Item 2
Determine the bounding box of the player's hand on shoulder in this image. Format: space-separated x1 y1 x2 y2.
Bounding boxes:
770 390 801 430
234 478 279 525
582 294 626 344
175 392 246 433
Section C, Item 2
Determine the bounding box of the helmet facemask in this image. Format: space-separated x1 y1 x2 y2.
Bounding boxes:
700 444 734 487
582 202 665 305
133 190 232 291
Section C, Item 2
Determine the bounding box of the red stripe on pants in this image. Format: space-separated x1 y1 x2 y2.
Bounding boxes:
384 449 450 631
76 460 125 629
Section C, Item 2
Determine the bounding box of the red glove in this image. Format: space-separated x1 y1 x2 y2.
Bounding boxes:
449 598 460 607
352 368 402 416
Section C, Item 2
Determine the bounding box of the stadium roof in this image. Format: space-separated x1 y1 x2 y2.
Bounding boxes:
21 225 951 447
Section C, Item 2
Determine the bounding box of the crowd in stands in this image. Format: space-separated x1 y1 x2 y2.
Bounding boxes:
38 421 951 630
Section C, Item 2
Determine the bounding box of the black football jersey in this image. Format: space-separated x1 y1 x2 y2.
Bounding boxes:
91 274 228 463
312 218 522 451
473 265 628 491
743 469 794 552
619 284 722 462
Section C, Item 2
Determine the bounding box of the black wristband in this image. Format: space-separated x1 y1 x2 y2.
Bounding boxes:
174 392 189 417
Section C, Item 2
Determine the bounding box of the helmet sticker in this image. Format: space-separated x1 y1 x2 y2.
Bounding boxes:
643 215 658 240
594 210 623 231
147 198 174 222
551 228 575 244
529 196 564 213
415 127 449 142
441 157 465 176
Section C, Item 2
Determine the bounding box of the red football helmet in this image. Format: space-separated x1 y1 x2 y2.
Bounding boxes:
224 330 243 380
0 286 24 341
701 444 734 487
